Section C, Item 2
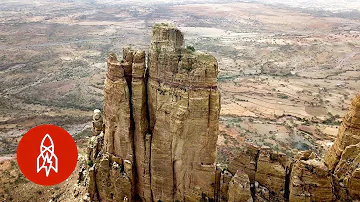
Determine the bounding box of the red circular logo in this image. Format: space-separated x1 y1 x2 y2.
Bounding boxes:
17 124 78 186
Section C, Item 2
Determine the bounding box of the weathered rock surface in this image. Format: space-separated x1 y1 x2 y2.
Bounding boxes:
289 158 334 202
323 93 360 200
216 168 233 201
148 23 219 202
86 23 220 202
83 23 360 202
332 142 360 200
228 143 260 183
228 145 286 202
255 147 286 201
324 93 360 171
228 170 253 202
92 109 104 136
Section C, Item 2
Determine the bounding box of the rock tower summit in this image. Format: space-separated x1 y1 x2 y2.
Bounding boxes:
86 23 220 202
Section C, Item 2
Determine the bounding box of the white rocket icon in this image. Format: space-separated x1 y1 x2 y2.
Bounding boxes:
37 134 58 177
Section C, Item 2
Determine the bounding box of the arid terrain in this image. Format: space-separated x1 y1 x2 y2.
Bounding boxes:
0 0 359 201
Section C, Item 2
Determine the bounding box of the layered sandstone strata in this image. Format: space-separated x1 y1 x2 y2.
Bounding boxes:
148 23 220 201
228 170 253 202
332 142 360 200
289 153 334 201
226 94 360 202
86 23 220 202
89 52 135 201
255 147 286 201
228 143 259 183
324 93 360 171
83 23 360 202
324 93 360 200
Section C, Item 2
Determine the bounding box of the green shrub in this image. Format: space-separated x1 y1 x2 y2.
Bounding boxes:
186 45 195 52
279 94 289 99
183 66 193 72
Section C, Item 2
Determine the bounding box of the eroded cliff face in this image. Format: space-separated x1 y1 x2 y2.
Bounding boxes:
86 24 220 202
225 94 360 202
148 24 219 201
324 93 360 201
83 23 360 202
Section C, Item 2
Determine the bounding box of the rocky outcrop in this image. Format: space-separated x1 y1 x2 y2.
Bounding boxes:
148 23 219 201
227 148 334 202
131 49 152 201
332 142 360 200
324 93 360 200
216 168 233 201
228 170 253 202
92 109 104 136
226 94 360 202
255 147 286 201
83 22 360 202
324 93 360 171
228 143 259 184
289 153 334 202
86 23 220 202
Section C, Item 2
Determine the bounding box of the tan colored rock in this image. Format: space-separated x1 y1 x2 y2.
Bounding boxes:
92 109 104 136
86 24 220 202
87 166 97 201
255 147 286 201
94 154 133 201
332 142 360 200
131 49 152 201
228 143 260 183
293 150 315 161
218 169 233 201
325 93 360 171
87 133 103 164
289 158 334 202
90 53 135 201
148 23 220 201
228 170 253 202
86 133 104 201
321 93 360 200
103 53 133 162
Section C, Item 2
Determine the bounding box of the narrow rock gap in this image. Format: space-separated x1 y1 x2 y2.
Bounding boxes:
251 149 260 201
172 140 176 200
208 91 211 127
94 170 101 201
122 58 136 198
284 161 293 201
144 52 154 200
145 52 152 135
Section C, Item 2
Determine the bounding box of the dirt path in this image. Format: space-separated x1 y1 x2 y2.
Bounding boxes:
0 154 15 163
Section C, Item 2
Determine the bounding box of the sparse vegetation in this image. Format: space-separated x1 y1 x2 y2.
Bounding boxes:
323 112 341 125
74 128 92 140
87 160 94 167
156 47 161 54
186 45 195 52
279 94 289 99
183 66 193 72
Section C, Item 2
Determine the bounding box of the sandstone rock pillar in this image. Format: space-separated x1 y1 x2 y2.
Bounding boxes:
85 24 220 202
131 49 152 201
148 23 220 201
101 53 134 200
324 93 360 171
